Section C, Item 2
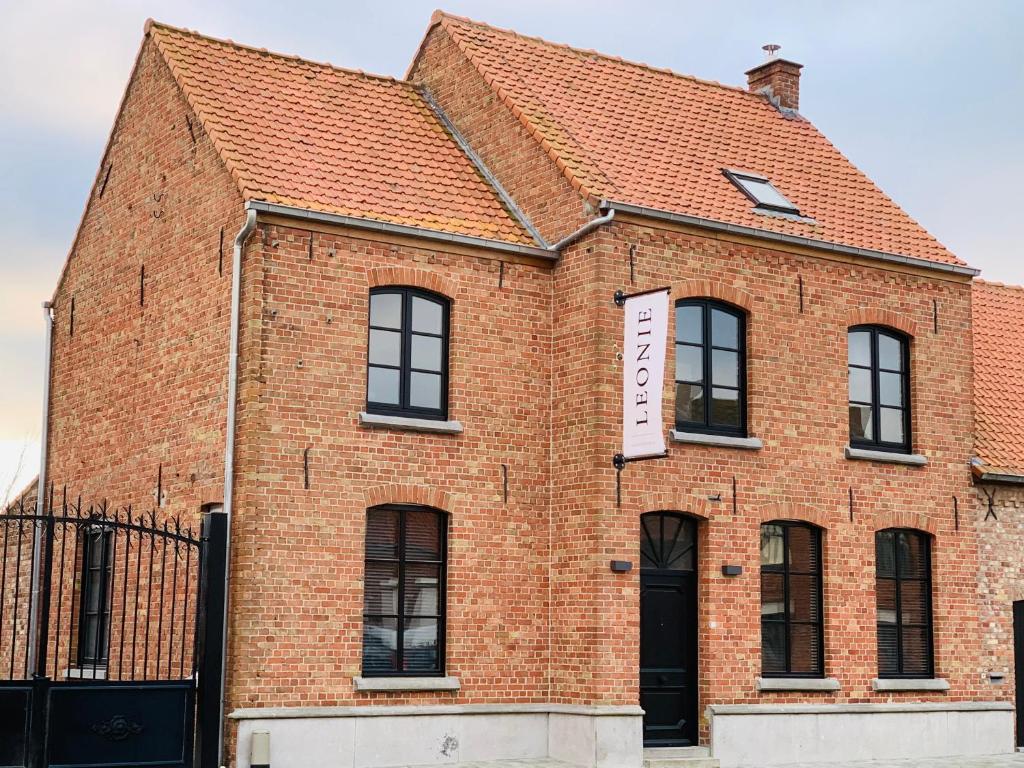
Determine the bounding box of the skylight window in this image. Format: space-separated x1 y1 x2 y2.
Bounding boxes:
723 169 799 214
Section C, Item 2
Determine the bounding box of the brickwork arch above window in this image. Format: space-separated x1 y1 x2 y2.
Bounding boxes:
870 510 938 536
636 492 709 521
847 308 920 340
363 483 456 516
669 279 754 313
755 502 833 530
366 265 460 301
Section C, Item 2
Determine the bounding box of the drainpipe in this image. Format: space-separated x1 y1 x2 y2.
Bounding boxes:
217 208 257 765
27 301 54 677
548 208 616 252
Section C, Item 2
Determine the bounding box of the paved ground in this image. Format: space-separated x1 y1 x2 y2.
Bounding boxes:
779 756 1024 768
436 756 1024 768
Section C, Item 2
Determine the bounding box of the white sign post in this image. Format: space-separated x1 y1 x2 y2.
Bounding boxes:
619 287 670 463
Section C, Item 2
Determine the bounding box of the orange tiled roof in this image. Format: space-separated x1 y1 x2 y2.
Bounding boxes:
973 280 1024 477
146 21 535 245
424 12 966 267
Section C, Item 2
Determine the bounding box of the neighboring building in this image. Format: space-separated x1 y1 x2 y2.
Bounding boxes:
972 280 1024 750
22 11 1016 768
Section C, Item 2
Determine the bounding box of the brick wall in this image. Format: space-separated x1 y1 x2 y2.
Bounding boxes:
548 217 994 738
225 222 554 712
46 37 244 514
408 25 593 244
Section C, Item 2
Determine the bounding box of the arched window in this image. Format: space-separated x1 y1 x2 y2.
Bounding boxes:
367 287 449 420
675 299 746 436
362 505 448 676
848 326 910 452
760 521 824 677
876 529 933 678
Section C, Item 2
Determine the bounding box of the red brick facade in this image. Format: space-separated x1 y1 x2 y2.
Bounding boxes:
33 13 1011 765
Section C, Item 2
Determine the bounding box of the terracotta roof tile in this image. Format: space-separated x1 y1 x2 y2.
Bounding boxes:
430 12 966 267
146 21 534 245
973 280 1024 476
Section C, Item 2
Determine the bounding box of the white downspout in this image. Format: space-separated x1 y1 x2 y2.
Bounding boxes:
217 207 257 765
548 208 616 252
27 301 54 676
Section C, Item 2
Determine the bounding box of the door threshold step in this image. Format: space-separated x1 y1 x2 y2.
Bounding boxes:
644 748 710 759
643 746 718 768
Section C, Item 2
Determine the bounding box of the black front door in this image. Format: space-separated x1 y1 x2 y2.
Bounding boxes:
1014 600 1024 747
639 513 698 746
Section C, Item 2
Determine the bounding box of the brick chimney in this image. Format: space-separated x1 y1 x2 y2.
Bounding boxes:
746 49 803 111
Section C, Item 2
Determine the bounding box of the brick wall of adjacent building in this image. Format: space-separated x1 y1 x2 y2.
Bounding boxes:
975 483 1024 703
39 37 244 680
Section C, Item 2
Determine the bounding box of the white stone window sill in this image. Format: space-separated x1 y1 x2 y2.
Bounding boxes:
757 677 840 692
845 446 927 466
872 677 949 692
64 667 107 680
352 676 461 692
670 430 763 450
358 412 463 434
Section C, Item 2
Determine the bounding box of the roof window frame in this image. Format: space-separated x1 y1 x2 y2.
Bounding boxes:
722 169 800 215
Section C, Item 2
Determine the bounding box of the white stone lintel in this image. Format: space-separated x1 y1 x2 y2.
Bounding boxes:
352 675 461 692
756 676 840 692
845 446 927 466
358 412 463 434
670 430 763 450
871 677 950 692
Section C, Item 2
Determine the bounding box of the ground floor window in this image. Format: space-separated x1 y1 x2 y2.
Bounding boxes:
77 527 114 667
362 505 447 676
876 528 933 678
760 521 824 677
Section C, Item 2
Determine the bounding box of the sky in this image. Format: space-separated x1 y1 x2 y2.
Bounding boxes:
1 0 1022 499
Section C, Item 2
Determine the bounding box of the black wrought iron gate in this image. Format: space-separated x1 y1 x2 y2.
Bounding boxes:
0 493 226 768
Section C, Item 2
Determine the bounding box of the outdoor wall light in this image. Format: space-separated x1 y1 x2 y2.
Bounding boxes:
722 565 742 577
610 560 633 573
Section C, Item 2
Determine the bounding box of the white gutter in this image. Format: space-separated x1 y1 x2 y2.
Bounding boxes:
548 209 616 252
27 301 54 676
600 200 980 278
217 208 257 765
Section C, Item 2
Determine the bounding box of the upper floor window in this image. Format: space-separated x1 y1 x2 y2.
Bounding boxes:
876 529 933 678
723 169 800 215
362 505 447 676
760 521 824 677
367 287 449 420
848 326 910 453
78 527 114 667
675 299 746 436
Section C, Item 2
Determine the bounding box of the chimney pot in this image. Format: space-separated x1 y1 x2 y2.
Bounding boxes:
746 54 803 111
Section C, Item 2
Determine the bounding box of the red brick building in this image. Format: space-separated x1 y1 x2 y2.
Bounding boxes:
32 11 1015 768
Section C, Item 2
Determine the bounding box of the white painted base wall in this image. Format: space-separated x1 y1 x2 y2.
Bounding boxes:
708 702 1014 768
230 704 643 768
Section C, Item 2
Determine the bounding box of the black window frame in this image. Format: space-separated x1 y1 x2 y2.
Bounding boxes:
848 325 912 454
722 169 800 215
77 527 114 668
760 521 825 678
366 287 450 421
361 505 448 677
674 298 747 437
875 528 934 679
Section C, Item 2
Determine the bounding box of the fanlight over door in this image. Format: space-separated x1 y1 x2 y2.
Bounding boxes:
639 512 699 747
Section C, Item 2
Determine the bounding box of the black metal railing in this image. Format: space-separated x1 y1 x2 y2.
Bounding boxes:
0 490 203 683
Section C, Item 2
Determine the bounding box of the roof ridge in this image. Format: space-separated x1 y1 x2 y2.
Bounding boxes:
432 10 765 100
145 18 413 87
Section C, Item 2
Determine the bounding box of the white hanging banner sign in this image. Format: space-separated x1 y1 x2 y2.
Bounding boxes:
621 288 670 460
